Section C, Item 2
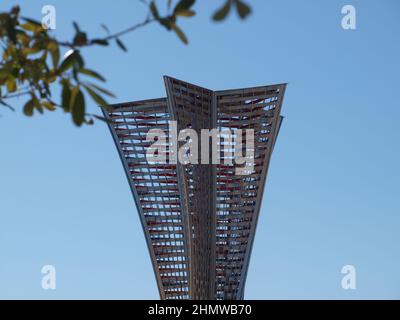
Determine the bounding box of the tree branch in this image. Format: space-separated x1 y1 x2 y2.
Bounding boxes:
103 17 154 41
58 17 155 48
2 90 31 100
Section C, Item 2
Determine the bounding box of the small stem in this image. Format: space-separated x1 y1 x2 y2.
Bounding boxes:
58 17 155 48
103 18 154 41
2 90 30 99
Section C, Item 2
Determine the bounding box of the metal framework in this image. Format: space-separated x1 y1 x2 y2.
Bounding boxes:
103 76 286 300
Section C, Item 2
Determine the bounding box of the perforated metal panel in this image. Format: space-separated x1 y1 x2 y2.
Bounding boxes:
103 76 286 300
214 85 285 299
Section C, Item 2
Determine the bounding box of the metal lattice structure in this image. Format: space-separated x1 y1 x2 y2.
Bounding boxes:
103 76 286 300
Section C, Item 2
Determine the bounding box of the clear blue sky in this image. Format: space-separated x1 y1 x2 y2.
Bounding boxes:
0 0 399 299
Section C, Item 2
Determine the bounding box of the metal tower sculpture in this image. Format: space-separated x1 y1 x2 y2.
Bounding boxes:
103 76 286 300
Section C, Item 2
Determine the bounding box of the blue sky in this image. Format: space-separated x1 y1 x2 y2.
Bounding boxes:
0 0 399 299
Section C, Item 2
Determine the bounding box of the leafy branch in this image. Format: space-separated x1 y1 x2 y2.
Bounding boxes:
0 0 251 126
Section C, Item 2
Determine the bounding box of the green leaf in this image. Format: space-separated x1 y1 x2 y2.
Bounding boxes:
33 96 44 114
159 18 173 30
23 98 35 116
59 50 83 73
71 89 85 126
175 10 196 17
20 17 43 33
61 80 71 111
78 68 106 82
0 69 10 80
83 83 108 106
20 22 42 33
21 17 42 27
174 0 196 13
42 100 56 111
22 45 42 56
213 0 231 21
235 0 251 19
116 38 127 52
88 83 115 98
171 23 188 45
4 15 17 43
48 41 60 68
69 85 80 112
150 1 160 20
6 79 17 93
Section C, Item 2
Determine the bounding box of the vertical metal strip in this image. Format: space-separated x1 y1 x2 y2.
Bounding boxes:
237 84 287 297
209 90 218 299
101 107 166 299
163 76 193 299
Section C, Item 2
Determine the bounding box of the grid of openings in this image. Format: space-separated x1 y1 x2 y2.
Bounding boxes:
214 86 284 299
106 98 189 299
167 78 215 299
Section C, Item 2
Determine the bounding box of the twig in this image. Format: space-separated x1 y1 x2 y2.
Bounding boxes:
58 17 155 48
2 90 30 99
103 18 154 41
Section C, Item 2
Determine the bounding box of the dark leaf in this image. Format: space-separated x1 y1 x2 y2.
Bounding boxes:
71 89 85 126
235 0 251 19
88 83 115 98
174 0 196 13
61 80 71 111
171 23 188 45
21 17 42 27
90 38 109 46
72 21 80 32
58 50 84 73
78 68 106 82
69 86 80 112
33 96 44 114
150 1 160 20
116 38 127 52
6 79 17 93
48 41 60 68
0 69 10 80
73 31 88 46
212 0 231 21
73 50 84 68
20 22 42 33
83 83 108 106
159 18 173 30
10 6 20 16
175 10 196 17
6 18 17 43
23 98 35 116
58 50 77 73
101 24 110 34
42 100 56 111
